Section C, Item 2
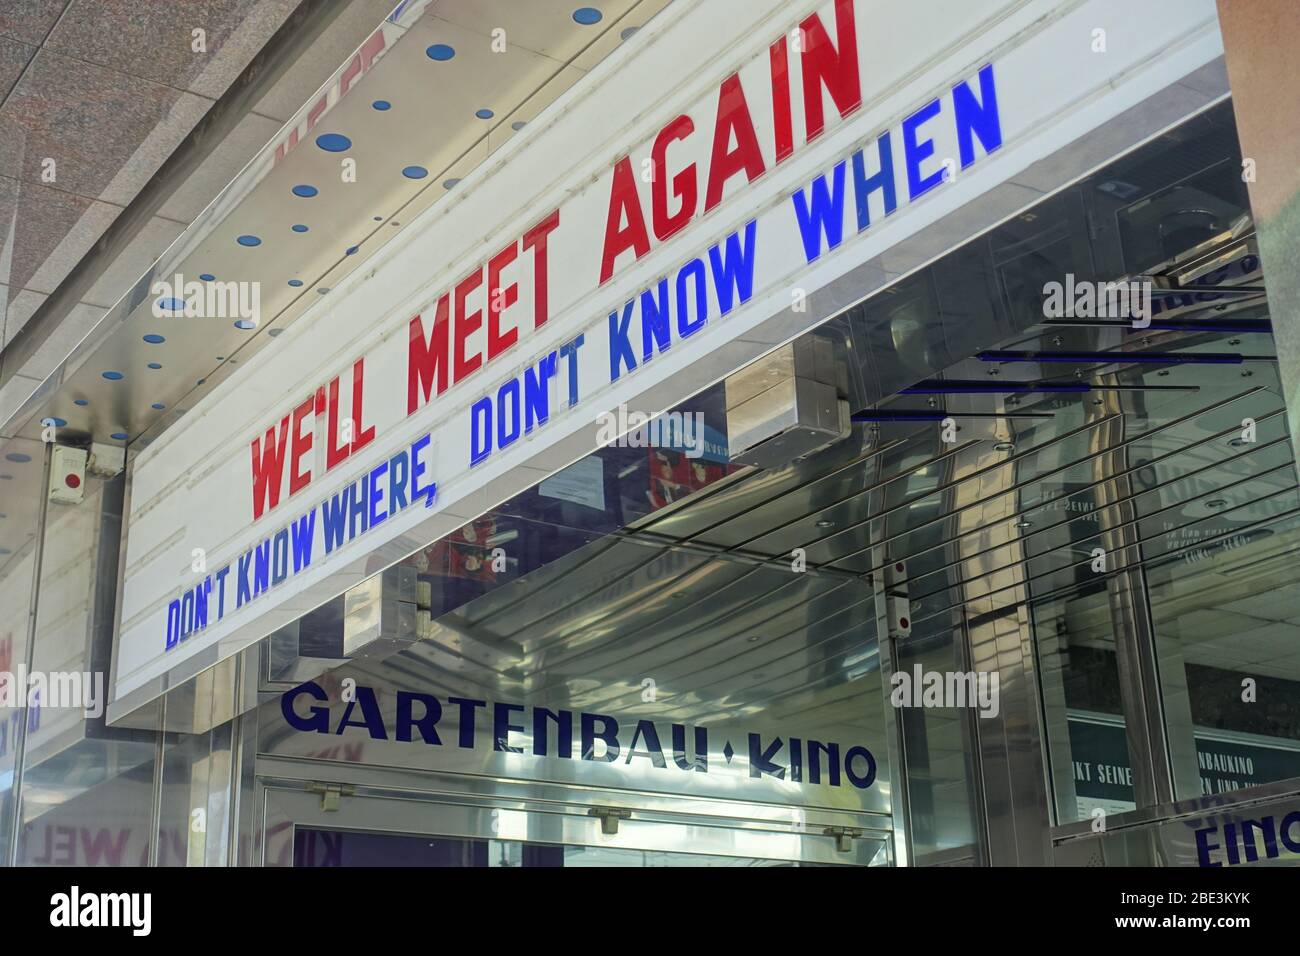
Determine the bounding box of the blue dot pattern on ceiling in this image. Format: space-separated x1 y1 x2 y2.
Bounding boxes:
234 319 257 330
317 288 330 295
143 333 165 344
288 279 304 287
316 133 352 152
5 453 31 463
268 328 284 337
621 26 638 40
148 363 162 370
157 298 184 312
574 7 603 25
346 246 358 255
511 121 526 131
43 417 67 427
475 108 494 119
292 184 318 197
102 371 124 381
292 224 309 233
236 235 261 247
197 378 206 385
199 273 215 281
74 399 88 406
152 403 165 410
402 165 428 179
372 100 391 111
443 179 459 189
426 43 455 60
111 433 129 441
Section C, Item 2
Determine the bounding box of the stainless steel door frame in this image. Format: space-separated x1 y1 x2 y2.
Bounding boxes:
252 757 891 866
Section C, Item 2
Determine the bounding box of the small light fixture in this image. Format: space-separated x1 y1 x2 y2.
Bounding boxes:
1206 498 1228 509
993 441 1015 452
816 519 835 528
1015 518 1033 529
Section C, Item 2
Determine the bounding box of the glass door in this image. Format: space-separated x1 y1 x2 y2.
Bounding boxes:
260 782 890 868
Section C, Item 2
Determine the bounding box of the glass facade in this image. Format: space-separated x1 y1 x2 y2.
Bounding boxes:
0 12 1295 871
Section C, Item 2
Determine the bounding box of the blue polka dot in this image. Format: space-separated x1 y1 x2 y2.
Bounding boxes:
148 363 162 370
317 288 330 295
346 245 358 255
573 7 602 25
199 273 215 281
511 121 526 131
5 453 31 463
74 399 88 407
373 216 383 221
143 333 165 344
475 108 494 120
111 433 129 441
620 26 638 40
156 298 184 312
443 178 459 189
102 371 124 381
268 328 284 337
236 234 261 247
402 165 428 179
234 319 257 330
316 133 352 152
197 379 206 386
292 184 318 198
372 100 391 111
292 224 309 233
426 44 455 61
288 279 303 287
42 417 67 427
151 403 165 411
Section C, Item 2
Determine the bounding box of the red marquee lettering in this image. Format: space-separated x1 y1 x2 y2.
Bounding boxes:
599 156 651 284
800 0 862 142
705 73 767 211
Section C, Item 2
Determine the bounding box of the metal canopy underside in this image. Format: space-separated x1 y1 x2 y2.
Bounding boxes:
0 0 671 570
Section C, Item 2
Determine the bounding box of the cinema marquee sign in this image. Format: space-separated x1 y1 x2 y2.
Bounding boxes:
113 0 1223 713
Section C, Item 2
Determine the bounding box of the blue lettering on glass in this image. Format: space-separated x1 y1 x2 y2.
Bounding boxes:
280 680 878 791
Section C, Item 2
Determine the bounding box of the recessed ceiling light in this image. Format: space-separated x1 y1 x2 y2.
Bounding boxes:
993 441 1015 452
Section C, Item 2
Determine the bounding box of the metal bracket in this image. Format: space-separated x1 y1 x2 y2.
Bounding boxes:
307 782 354 812
587 807 632 835
822 826 862 853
